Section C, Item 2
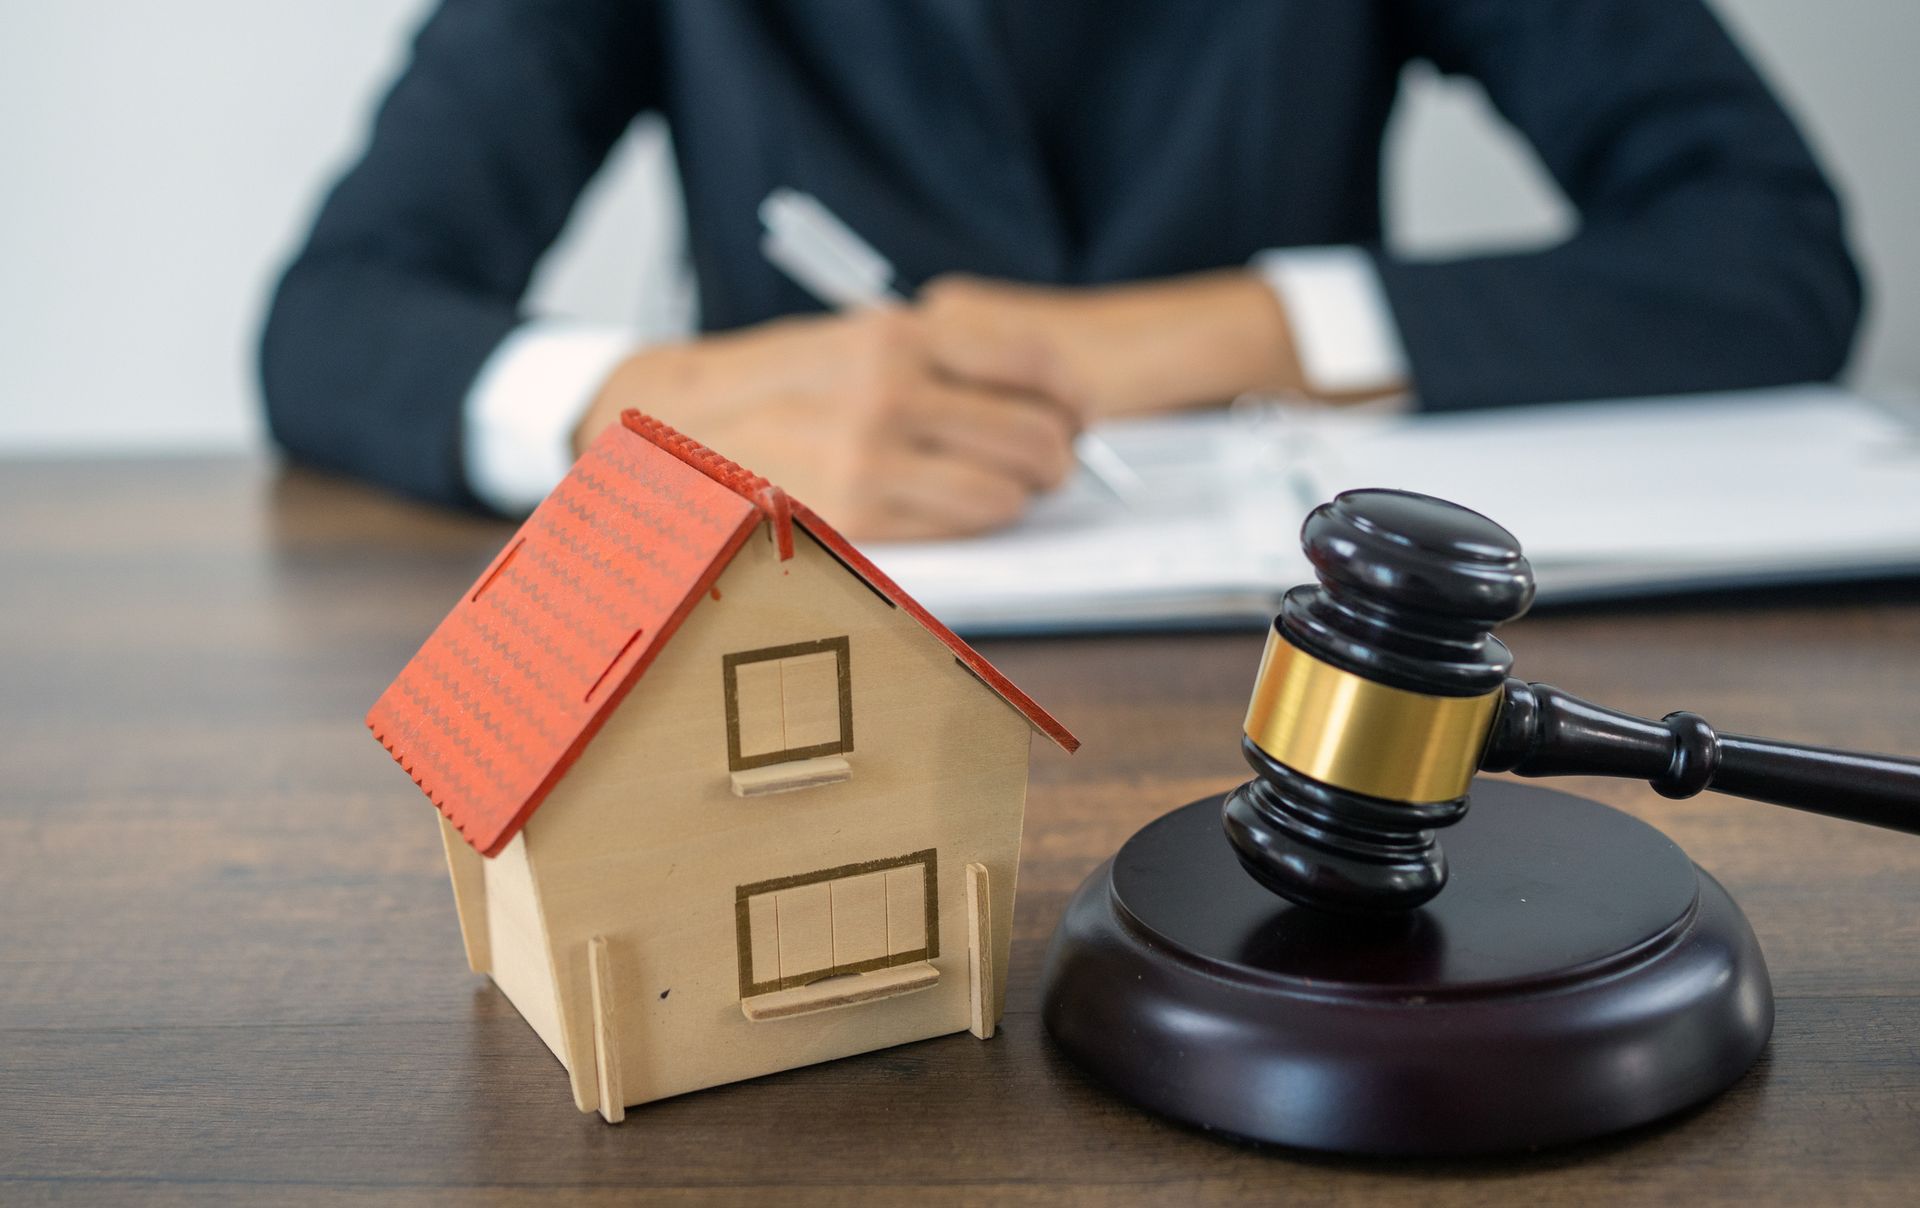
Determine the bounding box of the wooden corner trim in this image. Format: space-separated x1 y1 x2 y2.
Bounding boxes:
965 862 994 1040
587 935 624 1124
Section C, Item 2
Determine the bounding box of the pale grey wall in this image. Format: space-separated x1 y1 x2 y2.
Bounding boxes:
1385 0 1918 405
0 0 1910 452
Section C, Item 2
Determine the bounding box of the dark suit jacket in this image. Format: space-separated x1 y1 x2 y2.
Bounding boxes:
261 0 1862 508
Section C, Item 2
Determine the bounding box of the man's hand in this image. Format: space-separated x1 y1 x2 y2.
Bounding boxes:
917 270 1312 419
573 308 1079 541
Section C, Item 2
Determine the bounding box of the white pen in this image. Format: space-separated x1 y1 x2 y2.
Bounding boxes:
758 188 1138 505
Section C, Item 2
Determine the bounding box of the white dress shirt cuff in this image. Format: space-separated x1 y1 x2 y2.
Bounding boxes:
462 321 637 514
1252 246 1410 396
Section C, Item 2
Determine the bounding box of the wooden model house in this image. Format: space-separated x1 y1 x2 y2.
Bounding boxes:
367 413 1078 1122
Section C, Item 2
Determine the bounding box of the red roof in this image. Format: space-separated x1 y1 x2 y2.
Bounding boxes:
368 411 1078 856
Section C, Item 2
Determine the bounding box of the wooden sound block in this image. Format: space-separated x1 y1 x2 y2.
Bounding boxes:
1040 780 1773 1156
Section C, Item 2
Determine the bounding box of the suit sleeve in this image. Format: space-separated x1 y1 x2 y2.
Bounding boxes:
1379 0 1863 410
259 0 659 506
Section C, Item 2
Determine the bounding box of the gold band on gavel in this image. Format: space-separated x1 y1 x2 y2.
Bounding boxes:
1243 629 1502 804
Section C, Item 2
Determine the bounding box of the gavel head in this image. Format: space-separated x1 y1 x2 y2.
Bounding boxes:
1222 489 1536 914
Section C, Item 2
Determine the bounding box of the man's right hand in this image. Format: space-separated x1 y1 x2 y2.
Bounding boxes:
574 309 1080 541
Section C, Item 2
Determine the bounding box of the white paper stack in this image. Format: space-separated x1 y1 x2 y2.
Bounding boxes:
862 385 1920 633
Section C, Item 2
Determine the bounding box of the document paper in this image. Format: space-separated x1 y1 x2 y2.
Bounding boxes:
861 386 1920 632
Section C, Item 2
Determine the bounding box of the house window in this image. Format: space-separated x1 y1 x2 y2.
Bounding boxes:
723 637 852 771
735 849 938 998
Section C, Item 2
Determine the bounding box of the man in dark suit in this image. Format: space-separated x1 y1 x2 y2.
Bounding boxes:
261 0 1861 538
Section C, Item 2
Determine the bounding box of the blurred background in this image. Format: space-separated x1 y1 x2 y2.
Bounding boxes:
1 0 1914 455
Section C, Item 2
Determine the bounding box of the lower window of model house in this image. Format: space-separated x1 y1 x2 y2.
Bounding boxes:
734 850 937 997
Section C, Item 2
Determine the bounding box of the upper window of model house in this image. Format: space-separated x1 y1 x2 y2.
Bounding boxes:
723 637 853 771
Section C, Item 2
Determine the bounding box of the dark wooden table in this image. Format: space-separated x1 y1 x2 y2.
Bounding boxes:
5 456 1919 1206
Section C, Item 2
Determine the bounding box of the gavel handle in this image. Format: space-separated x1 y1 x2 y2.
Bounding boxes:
1480 679 1920 836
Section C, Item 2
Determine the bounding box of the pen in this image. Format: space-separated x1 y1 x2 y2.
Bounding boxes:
758 188 1138 504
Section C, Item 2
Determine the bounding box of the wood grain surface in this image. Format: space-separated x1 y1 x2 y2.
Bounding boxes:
3 456 1918 1206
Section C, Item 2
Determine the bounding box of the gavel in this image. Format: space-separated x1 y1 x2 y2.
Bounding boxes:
1224 488 1920 915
